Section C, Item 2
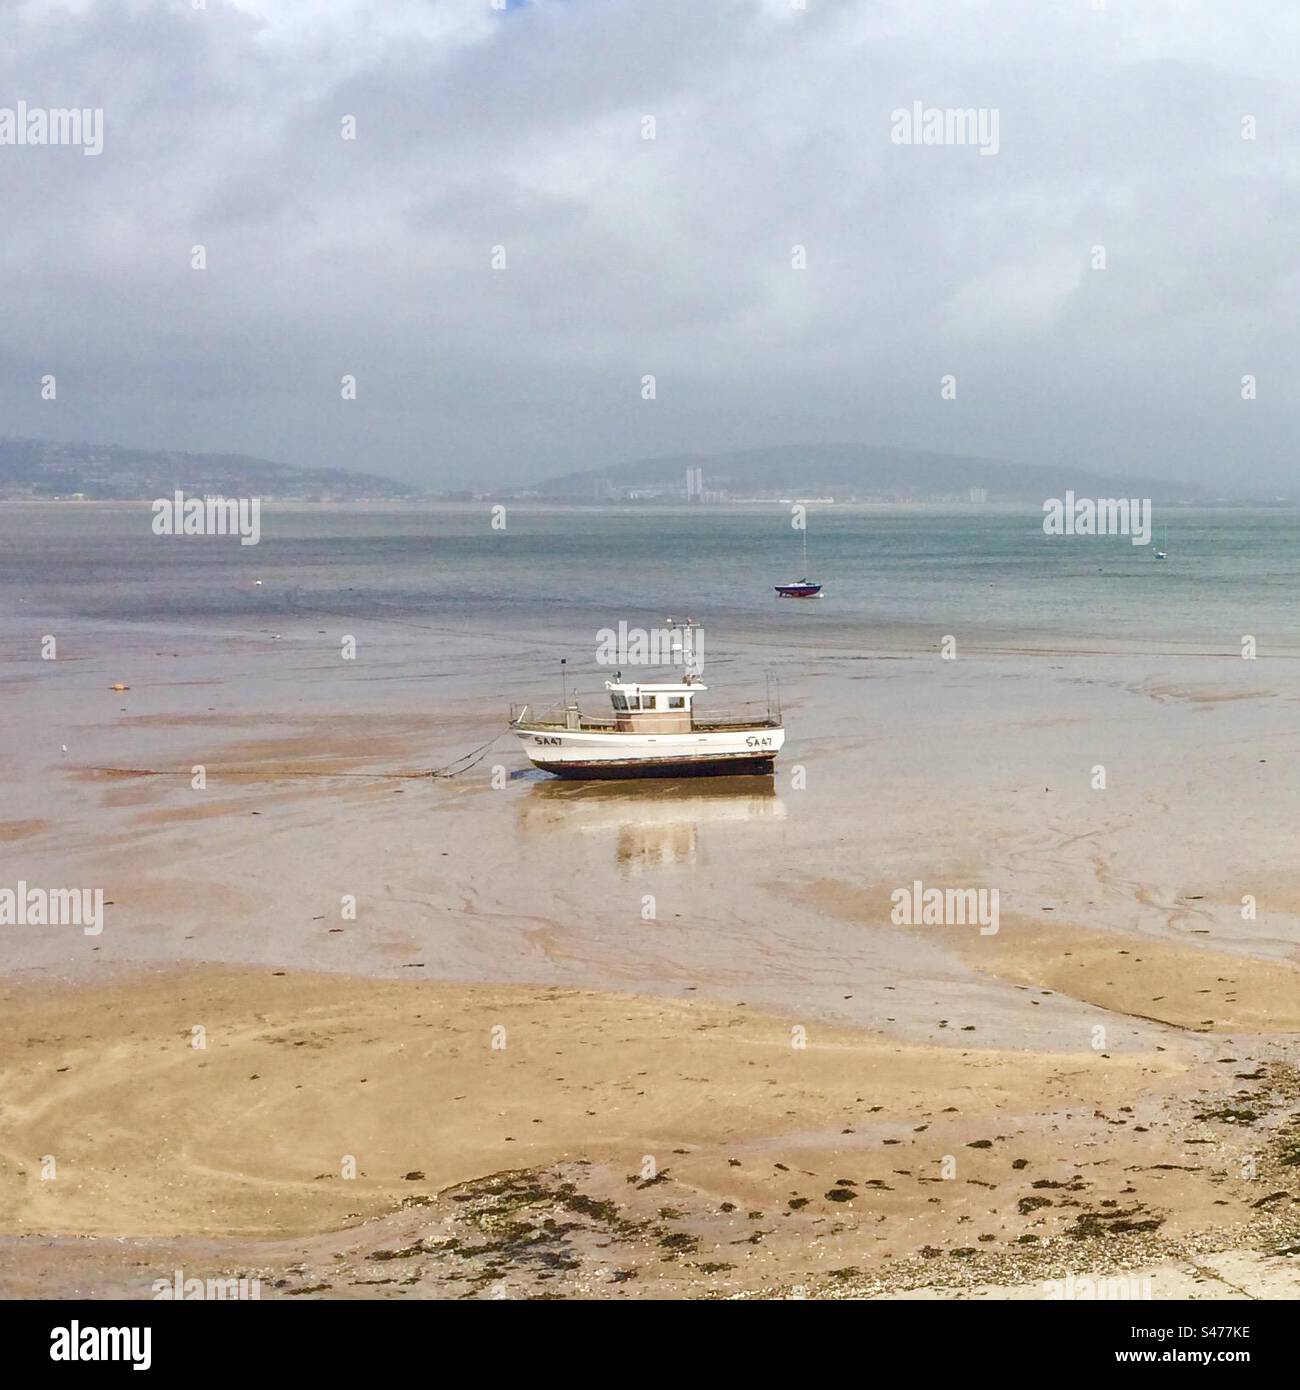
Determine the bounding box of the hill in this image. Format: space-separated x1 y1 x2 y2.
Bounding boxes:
0 438 420 501
532 444 1207 503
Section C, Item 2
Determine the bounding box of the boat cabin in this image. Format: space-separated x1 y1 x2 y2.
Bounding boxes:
605 678 704 734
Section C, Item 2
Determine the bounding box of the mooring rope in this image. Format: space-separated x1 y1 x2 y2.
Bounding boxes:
88 727 516 783
425 728 513 778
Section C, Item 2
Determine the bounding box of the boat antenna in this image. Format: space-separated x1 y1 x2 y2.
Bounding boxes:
560 657 568 708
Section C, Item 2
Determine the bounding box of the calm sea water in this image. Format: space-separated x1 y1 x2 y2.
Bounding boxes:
2 503 1299 649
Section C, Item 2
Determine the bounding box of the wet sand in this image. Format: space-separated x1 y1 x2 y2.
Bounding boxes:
3 965 1299 1300
3 606 1300 1297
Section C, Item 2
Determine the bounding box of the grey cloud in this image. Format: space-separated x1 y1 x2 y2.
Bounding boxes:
0 0 1296 487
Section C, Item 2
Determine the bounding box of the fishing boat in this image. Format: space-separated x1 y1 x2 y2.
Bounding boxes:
775 522 822 597
1154 526 1167 560
511 624 784 779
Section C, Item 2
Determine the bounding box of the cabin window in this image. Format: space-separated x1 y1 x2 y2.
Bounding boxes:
641 695 655 710
668 696 686 709
611 694 628 711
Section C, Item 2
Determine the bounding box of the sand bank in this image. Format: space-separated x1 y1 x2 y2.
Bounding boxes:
3 966 1298 1298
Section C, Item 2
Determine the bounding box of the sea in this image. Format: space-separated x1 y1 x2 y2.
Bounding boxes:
4 499 1299 1029
3 503 1299 656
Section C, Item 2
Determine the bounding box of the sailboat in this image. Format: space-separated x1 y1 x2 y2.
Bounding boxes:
774 521 823 598
1154 526 1167 560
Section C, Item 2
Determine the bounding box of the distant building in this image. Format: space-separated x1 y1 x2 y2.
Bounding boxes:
969 486 988 504
685 464 704 501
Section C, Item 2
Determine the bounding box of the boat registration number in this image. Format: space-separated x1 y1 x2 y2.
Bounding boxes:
745 736 773 748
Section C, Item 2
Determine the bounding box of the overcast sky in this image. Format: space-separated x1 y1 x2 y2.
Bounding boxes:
1 0 1296 488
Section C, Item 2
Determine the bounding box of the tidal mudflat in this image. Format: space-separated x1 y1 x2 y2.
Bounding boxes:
3 560 1299 1296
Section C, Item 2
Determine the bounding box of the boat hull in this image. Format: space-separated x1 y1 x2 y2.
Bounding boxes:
514 724 784 780
775 584 822 598
531 753 777 779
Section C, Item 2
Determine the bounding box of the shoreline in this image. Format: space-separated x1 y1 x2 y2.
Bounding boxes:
2 963 1298 1299
4 579 1300 1298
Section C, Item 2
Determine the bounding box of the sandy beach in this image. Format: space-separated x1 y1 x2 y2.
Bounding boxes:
3 567 1300 1298
3 966 1298 1300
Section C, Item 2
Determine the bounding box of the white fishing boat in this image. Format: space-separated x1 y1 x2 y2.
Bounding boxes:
511 627 784 779
1154 526 1167 560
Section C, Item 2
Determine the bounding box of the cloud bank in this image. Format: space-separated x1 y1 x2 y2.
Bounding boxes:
1 0 1296 488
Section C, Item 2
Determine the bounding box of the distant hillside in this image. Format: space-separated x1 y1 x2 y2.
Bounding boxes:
0 438 420 500
533 444 1208 503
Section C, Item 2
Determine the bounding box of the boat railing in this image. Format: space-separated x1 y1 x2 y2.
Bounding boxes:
511 696 781 731
692 709 783 730
510 701 616 731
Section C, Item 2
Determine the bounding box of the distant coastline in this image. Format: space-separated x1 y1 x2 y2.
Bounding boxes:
5 436 1288 507
0 436 421 503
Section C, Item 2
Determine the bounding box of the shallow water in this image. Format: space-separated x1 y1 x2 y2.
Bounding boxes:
3 501 1300 650
2 501 1298 1056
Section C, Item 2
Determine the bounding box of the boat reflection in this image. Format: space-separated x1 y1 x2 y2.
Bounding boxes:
517 776 787 871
